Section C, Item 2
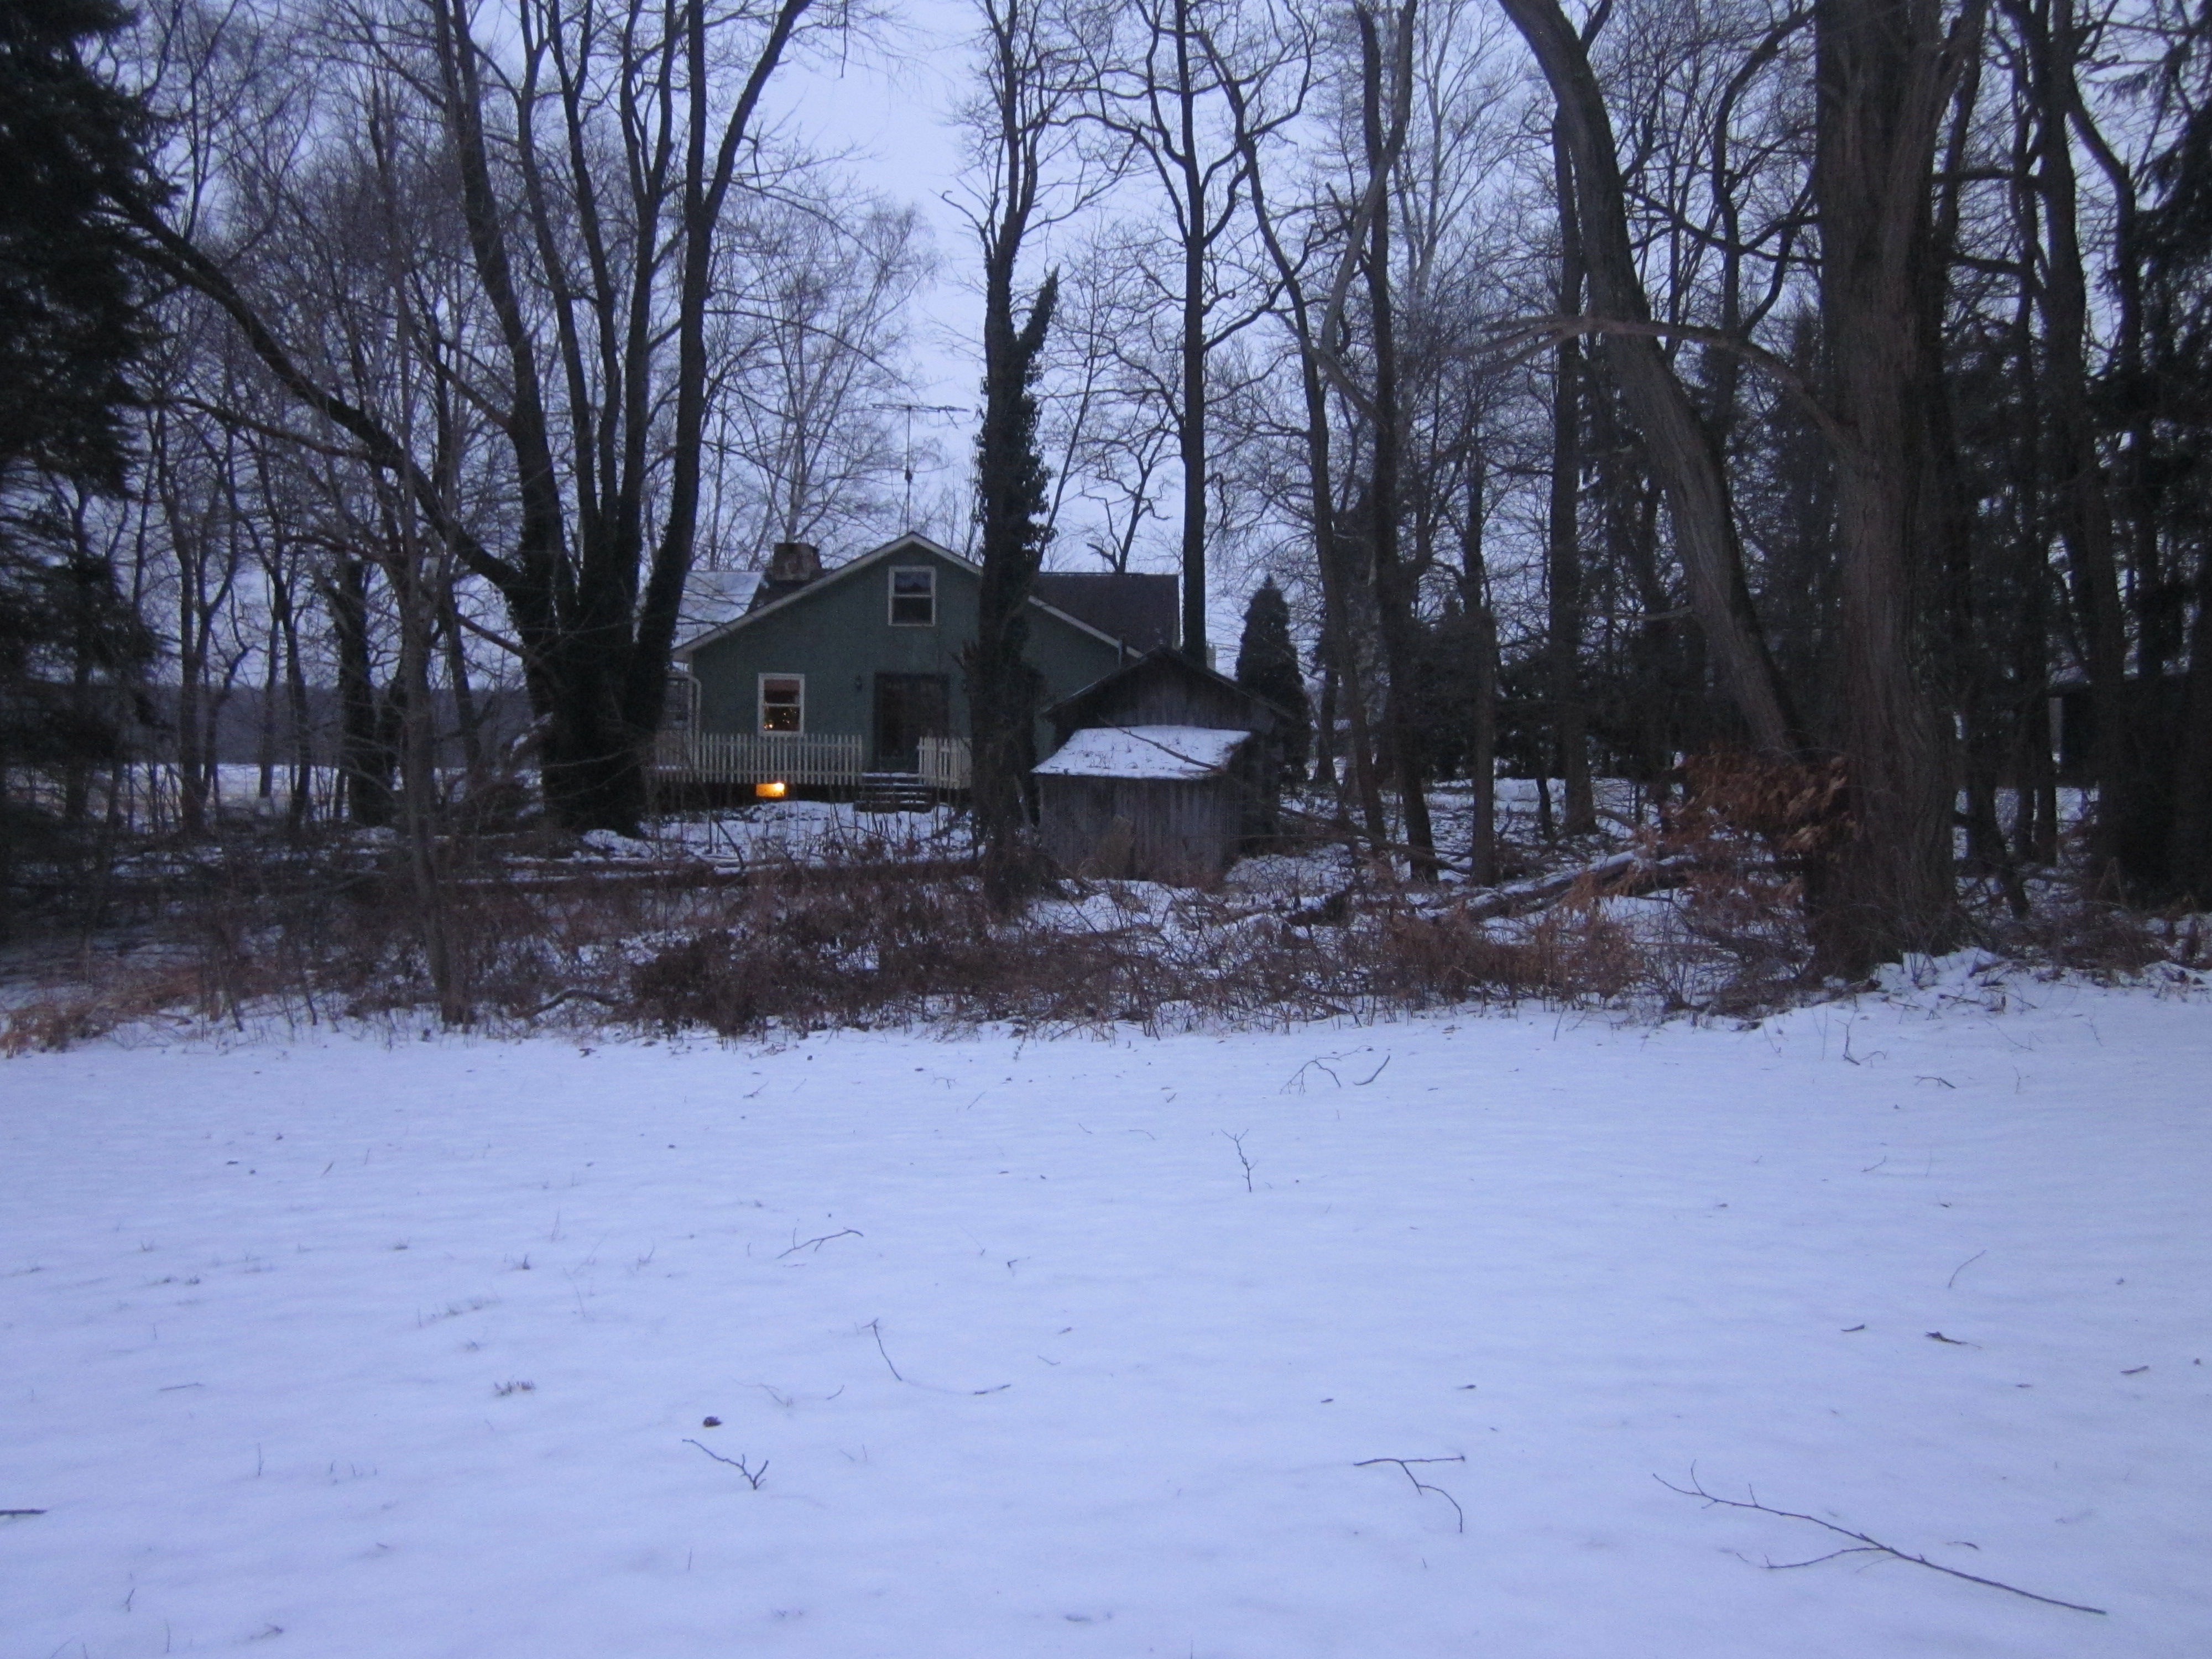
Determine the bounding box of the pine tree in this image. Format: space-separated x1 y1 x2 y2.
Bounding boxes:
2 0 160 924
1 0 159 489
1235 578 1312 784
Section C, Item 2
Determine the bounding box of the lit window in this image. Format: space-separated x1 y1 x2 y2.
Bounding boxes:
759 674 804 733
889 566 936 626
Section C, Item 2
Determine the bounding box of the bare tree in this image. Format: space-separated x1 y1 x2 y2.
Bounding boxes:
128 0 828 831
1082 0 1310 655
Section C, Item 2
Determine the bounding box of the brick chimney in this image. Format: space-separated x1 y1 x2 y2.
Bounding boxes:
766 540 821 585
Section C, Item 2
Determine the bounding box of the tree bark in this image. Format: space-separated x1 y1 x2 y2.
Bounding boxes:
1809 0 1974 971
1357 4 1439 879
1547 128 1595 834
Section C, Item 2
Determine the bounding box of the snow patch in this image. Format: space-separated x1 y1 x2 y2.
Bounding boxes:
1034 724 1249 780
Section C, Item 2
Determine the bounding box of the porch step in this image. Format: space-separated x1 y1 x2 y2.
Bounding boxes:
856 772 936 813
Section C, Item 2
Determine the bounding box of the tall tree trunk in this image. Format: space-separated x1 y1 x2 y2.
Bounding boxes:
1172 0 1211 659
1463 457 1498 884
1547 129 1595 834
2006 0 2143 888
1810 0 1974 971
330 557 393 828
1357 4 1439 879
2166 530 2212 899
1234 54 1387 844
970 273 1058 908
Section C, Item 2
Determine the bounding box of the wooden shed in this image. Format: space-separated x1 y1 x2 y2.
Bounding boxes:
1035 650 1288 883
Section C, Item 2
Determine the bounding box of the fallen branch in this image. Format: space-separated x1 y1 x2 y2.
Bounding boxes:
1458 852 1703 923
1357 1455 1467 1533
684 1439 768 1489
1657 1470 2105 1615
778 1228 863 1259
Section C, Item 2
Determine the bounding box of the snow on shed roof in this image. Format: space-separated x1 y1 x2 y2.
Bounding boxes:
1034 725 1249 781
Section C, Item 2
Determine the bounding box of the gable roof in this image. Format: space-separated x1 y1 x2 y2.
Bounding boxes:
669 531 1127 659
1031 573 1179 653
1045 645 1292 730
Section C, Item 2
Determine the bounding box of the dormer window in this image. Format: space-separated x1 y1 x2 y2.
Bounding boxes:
889 566 936 626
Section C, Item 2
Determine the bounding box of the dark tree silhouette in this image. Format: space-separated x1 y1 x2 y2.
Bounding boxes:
1234 577 1311 782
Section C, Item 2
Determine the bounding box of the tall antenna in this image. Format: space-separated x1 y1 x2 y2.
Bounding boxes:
880 403 960 528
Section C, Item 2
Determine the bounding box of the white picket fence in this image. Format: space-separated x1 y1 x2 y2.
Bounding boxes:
653 731 971 791
654 731 865 787
917 735 972 791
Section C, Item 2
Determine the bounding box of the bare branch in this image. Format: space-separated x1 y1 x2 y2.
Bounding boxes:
1657 1472 2106 1615
1357 1455 1466 1532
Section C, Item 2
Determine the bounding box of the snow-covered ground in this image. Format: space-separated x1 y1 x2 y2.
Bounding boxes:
4 968 2207 1657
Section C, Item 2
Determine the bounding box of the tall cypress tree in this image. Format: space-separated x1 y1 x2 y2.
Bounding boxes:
1234 578 1312 784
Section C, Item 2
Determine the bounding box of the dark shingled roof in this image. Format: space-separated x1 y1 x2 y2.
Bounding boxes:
1031 572 1179 653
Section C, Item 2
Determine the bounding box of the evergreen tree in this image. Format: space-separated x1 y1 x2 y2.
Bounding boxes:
2 0 160 925
1 0 159 488
1234 578 1312 784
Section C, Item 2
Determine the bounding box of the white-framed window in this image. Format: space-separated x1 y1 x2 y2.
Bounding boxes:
664 672 698 732
758 672 804 733
889 565 936 626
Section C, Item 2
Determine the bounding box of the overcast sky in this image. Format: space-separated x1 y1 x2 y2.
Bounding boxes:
760 1 1274 647
770 1 992 521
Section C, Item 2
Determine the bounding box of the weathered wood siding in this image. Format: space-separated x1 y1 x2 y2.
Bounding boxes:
1039 773 1244 884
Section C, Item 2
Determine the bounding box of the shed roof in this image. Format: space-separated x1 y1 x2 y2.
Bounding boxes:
1034 724 1250 781
1045 646 1291 733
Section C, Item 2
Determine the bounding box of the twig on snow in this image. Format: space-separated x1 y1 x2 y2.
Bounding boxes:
685 1439 768 1489
1284 1053 1344 1092
1221 1130 1255 1192
1356 1456 1467 1533
1657 1470 2105 1615
865 1318 904 1381
1 1509 46 1517
1947 1250 1986 1289
779 1228 863 1259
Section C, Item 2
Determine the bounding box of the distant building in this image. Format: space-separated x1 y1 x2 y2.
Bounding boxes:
666 533 1175 801
1035 649 1288 883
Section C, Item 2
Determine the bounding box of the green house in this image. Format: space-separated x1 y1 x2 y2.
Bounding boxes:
665 532 1174 795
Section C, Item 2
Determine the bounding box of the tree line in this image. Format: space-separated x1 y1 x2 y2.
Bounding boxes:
4 0 2210 973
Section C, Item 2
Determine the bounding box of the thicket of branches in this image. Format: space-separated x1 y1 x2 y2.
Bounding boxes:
8 0 2212 993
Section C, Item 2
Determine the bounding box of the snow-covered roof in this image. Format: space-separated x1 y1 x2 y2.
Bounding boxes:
1034 724 1250 781
675 568 765 647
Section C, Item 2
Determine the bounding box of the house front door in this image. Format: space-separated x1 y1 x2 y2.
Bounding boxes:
872 673 950 773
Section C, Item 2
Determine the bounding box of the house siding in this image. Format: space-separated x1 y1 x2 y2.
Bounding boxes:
681 542 1124 764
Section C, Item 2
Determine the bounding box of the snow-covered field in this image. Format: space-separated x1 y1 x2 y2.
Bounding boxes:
4 967 2208 1657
